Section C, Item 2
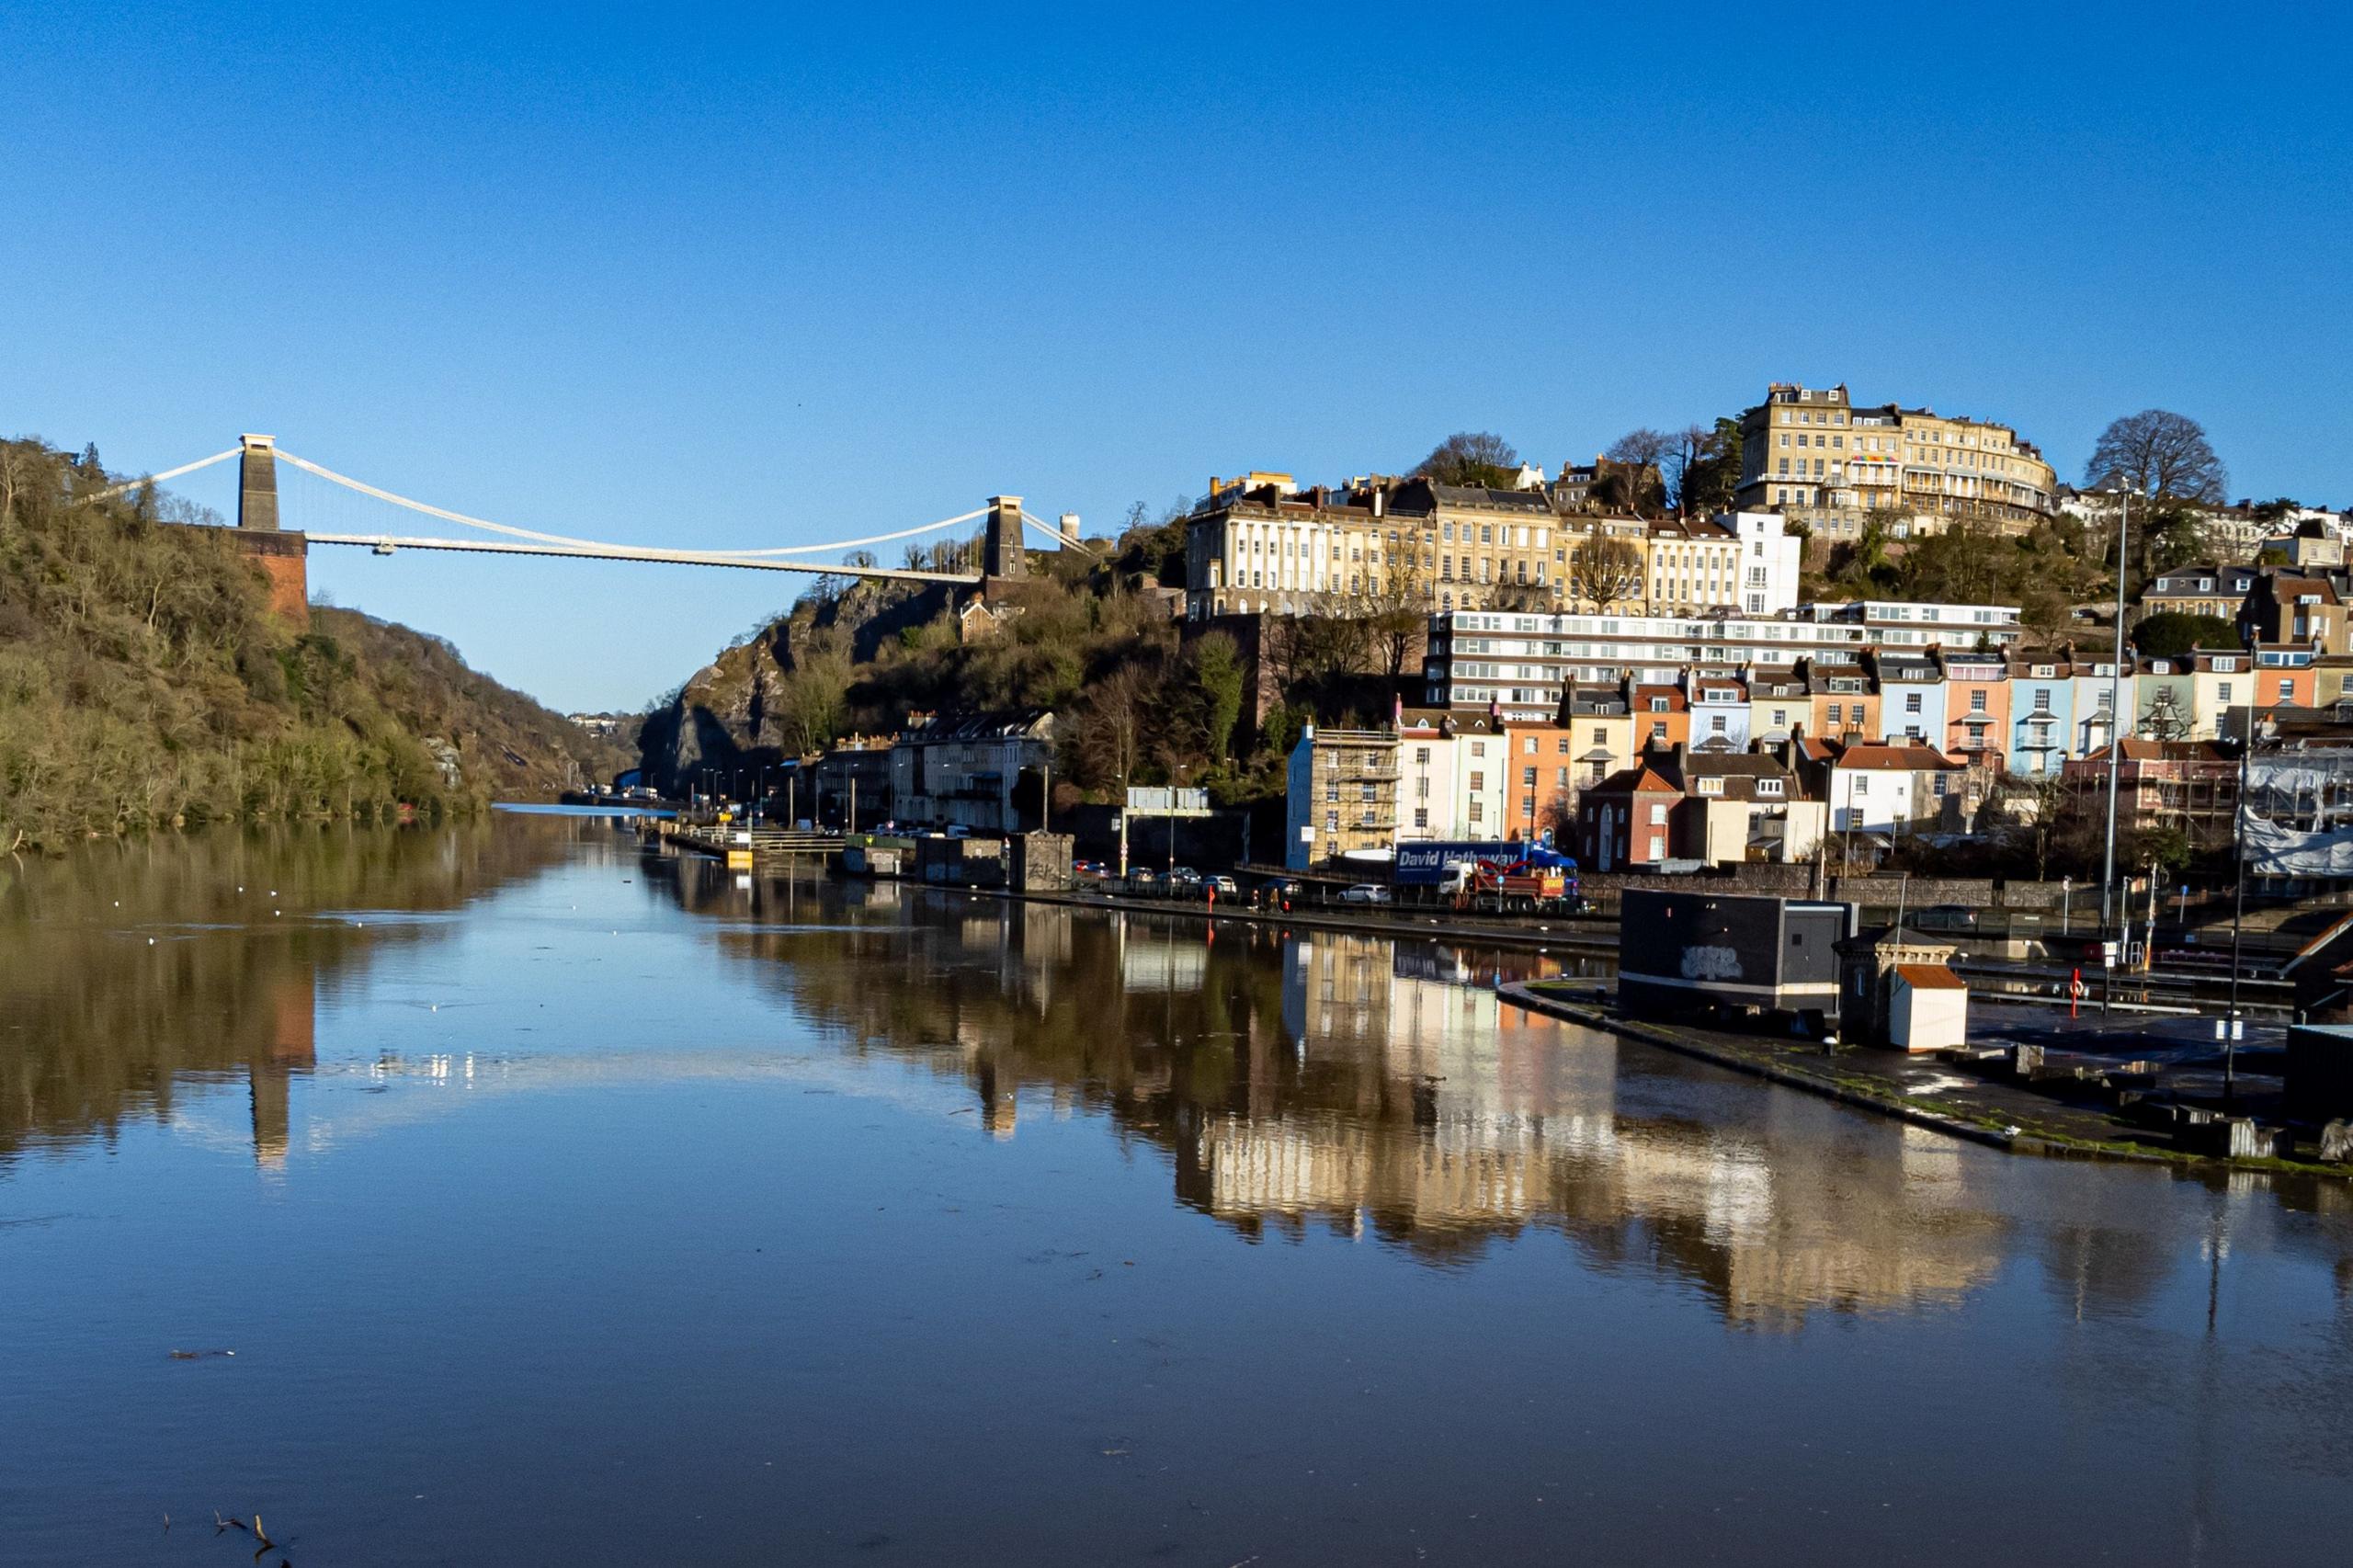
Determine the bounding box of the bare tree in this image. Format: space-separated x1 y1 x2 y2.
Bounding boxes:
1358 547 1432 677
1414 432 1520 488
1598 428 1671 517
1661 424 1717 518
1071 660 1159 790
1265 600 1374 691
2085 410 2228 505
1566 534 1645 612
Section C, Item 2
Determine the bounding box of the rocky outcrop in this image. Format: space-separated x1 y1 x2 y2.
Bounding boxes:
637 576 954 791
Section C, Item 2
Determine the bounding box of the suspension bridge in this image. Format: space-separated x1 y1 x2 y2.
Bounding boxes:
96 435 1093 601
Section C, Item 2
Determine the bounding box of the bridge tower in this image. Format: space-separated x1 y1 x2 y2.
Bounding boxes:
983 494 1028 583
233 433 309 625
237 434 280 530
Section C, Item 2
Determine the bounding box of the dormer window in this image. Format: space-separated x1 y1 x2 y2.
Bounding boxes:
1757 778 1784 797
1695 778 1724 796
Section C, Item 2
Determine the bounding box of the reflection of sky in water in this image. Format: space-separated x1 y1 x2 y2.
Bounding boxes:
3 816 2351 1565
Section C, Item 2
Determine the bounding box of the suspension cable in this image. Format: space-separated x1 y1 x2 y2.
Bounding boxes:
274 448 987 558
83 448 242 502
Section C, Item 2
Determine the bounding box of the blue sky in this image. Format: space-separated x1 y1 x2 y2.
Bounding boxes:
5 2 2347 711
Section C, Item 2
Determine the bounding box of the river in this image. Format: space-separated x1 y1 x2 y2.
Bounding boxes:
3 811 2348 1565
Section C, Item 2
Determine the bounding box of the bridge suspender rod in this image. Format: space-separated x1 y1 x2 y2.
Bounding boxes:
82 448 242 502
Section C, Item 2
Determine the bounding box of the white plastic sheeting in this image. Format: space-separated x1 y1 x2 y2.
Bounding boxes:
2245 753 2353 879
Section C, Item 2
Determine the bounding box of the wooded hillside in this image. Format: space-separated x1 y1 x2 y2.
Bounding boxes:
0 437 627 849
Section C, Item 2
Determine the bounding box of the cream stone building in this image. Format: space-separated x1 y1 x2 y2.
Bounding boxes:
1735 382 2056 533
1186 472 1670 619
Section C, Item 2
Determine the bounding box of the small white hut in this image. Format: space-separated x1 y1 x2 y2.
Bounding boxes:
1890 963 1969 1053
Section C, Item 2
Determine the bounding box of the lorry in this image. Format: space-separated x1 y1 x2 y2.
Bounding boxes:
1617 889 1855 1035
1394 840 1583 913
1442 858 1570 915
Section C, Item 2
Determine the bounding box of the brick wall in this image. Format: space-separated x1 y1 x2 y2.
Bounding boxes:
1578 862 2066 912
235 530 310 627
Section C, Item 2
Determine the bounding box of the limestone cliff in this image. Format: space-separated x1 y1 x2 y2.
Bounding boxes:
636 575 954 790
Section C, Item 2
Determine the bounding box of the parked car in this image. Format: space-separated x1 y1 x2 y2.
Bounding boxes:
1338 883 1392 905
1167 866 1201 885
1910 904 1980 933
1125 869 1159 893
1207 875 1240 896
1073 859 1108 881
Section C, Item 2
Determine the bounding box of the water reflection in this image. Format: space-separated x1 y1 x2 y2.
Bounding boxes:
7 820 2349 1341
0 820 573 1166
675 863 2005 1324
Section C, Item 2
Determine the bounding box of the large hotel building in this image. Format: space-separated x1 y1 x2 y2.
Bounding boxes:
1734 381 2056 533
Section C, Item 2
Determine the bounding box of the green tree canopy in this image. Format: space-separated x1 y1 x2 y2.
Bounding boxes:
1414 432 1520 489
2130 611 2240 658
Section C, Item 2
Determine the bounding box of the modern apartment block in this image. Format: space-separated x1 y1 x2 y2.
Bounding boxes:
1733 381 2056 531
1422 601 2021 719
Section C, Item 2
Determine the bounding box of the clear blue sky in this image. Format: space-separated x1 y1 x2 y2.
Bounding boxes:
5 2 2347 712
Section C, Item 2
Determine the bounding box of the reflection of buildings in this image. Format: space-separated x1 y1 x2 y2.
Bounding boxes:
1194 931 2007 1323
702 879 2148 1329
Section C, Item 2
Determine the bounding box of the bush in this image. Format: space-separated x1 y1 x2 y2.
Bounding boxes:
2131 611 2240 658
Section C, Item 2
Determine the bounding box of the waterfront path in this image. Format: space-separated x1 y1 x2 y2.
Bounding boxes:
1499 982 2337 1177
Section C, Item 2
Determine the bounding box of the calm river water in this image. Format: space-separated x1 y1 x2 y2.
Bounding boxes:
4 812 2349 1565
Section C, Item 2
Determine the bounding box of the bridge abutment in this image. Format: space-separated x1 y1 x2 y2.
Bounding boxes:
234 433 308 625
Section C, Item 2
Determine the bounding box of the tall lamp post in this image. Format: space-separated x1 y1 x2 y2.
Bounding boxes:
2098 486 2134 1015
2225 724 2253 1104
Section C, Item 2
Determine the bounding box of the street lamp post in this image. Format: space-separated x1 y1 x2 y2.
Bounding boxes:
2226 730 2252 1104
2099 487 2133 1017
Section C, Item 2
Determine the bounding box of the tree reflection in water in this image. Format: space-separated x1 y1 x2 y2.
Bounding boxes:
0 819 573 1166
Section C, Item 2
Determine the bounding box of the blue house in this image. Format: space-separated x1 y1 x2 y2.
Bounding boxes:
1870 651 1947 747
2006 652 2077 777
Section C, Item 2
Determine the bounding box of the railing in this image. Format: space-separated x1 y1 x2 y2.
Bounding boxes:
654 821 849 856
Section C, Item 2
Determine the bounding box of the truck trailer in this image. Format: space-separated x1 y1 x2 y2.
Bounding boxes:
1617 889 1855 1034
1393 840 1583 913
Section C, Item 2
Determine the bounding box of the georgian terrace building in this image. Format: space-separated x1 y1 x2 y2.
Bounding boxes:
1182 471 1802 621
1183 472 1580 619
1733 381 2057 531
